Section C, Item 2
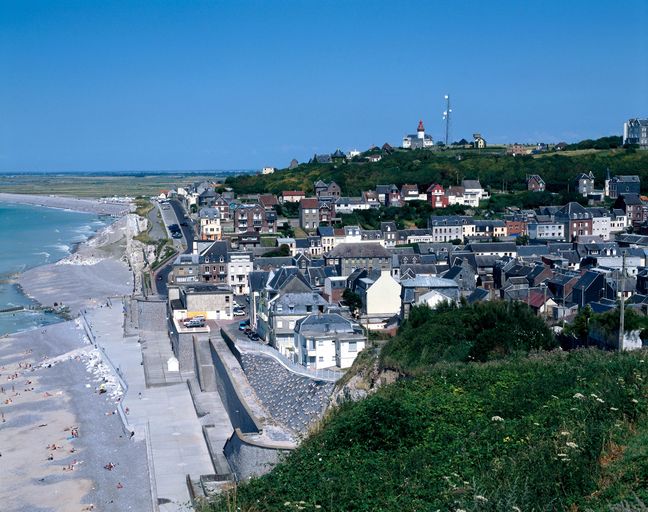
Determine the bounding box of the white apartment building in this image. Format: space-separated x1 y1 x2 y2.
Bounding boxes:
528 222 566 241
227 252 253 295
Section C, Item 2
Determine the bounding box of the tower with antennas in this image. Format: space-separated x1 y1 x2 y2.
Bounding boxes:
443 94 452 146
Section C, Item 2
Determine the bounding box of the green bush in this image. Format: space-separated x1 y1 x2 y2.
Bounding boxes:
380 301 557 373
204 349 648 511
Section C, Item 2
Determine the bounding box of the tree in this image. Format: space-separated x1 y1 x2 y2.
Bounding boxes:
515 234 529 246
342 288 363 317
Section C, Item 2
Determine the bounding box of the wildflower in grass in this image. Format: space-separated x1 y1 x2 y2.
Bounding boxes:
503 436 512 443
561 458 571 462
573 393 585 400
557 453 568 457
632 398 639 403
475 495 488 503
284 503 291 507
491 415 504 422
512 507 522 512
596 397 605 403
551 394 559 400
590 393 599 398
610 407 619 411
533 422 540 426
566 442 578 449
560 431 570 436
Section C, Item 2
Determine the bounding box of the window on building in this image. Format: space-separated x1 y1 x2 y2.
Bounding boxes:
319 356 324 362
348 342 357 352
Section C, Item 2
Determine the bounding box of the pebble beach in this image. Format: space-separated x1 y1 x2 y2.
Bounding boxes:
0 196 153 512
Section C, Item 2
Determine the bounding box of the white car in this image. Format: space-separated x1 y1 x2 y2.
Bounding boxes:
233 310 245 317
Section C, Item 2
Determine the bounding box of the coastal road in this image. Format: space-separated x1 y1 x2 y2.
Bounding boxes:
153 199 194 297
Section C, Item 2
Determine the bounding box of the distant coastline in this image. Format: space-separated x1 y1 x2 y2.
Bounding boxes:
0 192 131 216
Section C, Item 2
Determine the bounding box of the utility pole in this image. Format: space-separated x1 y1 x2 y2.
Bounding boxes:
618 252 626 349
443 94 451 147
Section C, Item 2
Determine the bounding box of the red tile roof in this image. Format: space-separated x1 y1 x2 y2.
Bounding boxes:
300 198 319 208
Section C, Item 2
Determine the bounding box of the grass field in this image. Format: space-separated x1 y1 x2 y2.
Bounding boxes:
0 173 228 198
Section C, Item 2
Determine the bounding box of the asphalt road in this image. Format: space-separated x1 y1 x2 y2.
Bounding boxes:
153 199 194 297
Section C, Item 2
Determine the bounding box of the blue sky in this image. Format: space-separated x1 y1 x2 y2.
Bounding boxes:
1 0 647 172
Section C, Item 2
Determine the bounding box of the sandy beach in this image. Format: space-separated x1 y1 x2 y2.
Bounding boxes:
0 200 154 511
0 193 131 216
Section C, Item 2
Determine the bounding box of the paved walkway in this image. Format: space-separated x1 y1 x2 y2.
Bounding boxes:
86 301 218 511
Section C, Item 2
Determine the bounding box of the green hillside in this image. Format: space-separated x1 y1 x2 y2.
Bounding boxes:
204 303 648 512
225 147 648 198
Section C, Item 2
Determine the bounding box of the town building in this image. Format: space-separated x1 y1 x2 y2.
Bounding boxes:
198 207 222 241
555 202 593 241
314 180 342 198
473 133 486 149
256 266 328 357
623 118 648 148
281 190 306 203
227 251 253 295
294 313 366 370
445 179 487 207
299 198 320 231
527 174 546 192
427 184 448 208
608 175 641 199
575 172 595 196
402 120 434 149
324 242 392 277
169 284 233 321
232 203 276 234
400 184 420 202
355 270 402 318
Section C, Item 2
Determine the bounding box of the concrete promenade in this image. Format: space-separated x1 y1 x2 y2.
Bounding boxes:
86 301 218 511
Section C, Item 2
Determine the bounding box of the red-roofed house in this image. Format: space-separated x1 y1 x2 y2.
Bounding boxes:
281 190 306 203
300 198 320 231
259 194 279 209
527 288 557 316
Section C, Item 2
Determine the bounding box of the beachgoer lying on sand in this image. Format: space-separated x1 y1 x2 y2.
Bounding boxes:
103 462 114 470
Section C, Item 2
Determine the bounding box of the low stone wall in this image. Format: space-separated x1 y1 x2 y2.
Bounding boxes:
168 318 197 376
224 429 291 481
209 339 261 434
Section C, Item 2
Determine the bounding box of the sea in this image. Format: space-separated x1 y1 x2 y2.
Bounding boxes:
0 202 110 335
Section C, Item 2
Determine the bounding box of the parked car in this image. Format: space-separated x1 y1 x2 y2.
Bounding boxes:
233 310 245 317
238 320 249 331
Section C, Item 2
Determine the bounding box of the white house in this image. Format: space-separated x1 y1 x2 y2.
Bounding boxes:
462 179 487 207
357 271 402 317
294 313 366 370
335 197 371 214
261 166 276 175
417 289 457 309
227 251 253 295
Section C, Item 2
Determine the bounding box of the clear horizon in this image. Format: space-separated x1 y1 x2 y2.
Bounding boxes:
1 0 647 173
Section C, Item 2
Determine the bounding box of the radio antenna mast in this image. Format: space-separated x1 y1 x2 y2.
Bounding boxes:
443 94 452 146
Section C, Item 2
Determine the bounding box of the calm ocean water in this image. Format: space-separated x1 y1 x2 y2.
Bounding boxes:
0 202 109 335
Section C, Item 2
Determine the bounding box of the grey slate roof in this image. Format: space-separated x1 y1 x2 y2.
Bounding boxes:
326 243 391 258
